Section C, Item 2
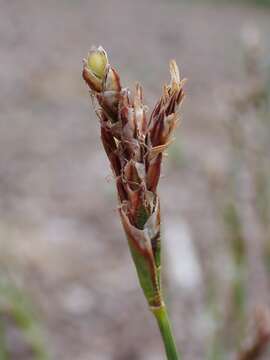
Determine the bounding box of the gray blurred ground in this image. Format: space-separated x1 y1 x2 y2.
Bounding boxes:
1 0 270 359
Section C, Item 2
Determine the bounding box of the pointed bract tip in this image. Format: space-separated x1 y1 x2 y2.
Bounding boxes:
169 60 181 91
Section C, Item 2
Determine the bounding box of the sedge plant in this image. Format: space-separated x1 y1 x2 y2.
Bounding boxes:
82 46 185 360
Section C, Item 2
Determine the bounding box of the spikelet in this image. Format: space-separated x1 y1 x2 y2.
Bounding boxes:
83 46 185 308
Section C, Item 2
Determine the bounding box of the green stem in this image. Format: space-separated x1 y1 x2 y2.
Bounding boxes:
152 305 180 360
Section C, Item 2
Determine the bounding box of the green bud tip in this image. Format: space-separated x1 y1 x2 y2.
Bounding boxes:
87 46 108 79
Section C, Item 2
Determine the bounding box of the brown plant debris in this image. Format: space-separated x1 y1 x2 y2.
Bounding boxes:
238 306 270 360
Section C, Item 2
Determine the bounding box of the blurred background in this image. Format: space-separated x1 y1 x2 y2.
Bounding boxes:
1 0 270 359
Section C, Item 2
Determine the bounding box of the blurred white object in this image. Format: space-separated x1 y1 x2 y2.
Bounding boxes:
241 24 263 76
241 24 261 50
61 285 94 315
164 219 202 291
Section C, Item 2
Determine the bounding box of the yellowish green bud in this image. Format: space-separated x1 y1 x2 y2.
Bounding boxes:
87 47 108 79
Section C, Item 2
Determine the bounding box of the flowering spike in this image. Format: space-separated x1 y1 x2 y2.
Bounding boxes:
82 46 185 360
